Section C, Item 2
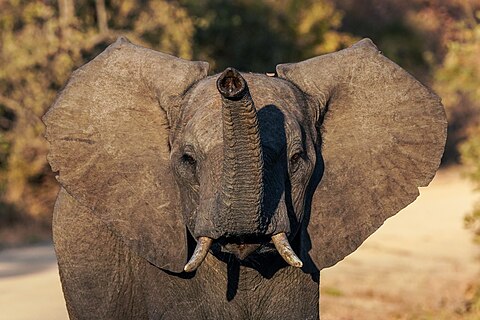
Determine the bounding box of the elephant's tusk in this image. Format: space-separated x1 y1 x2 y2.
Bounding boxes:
271 233 303 268
184 236 213 272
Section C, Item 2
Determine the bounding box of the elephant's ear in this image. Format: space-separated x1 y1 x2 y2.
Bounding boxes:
43 37 209 273
277 39 446 270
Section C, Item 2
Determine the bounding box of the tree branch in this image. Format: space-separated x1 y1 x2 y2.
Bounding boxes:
58 0 75 39
96 0 109 34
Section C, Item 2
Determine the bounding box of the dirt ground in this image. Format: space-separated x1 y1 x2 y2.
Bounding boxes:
0 167 478 320
321 168 480 319
0 245 68 320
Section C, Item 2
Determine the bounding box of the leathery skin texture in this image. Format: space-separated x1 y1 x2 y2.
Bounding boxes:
54 189 319 320
44 36 446 319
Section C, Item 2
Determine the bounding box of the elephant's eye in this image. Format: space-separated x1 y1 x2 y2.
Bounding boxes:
289 151 303 172
181 154 197 167
175 152 198 181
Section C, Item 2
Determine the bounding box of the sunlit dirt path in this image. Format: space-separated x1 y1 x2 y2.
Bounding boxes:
0 245 68 320
321 168 480 319
0 168 477 320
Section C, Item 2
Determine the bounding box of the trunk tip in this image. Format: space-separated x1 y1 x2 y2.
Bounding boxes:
217 67 248 100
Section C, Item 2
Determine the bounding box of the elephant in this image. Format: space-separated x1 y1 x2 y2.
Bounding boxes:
43 37 446 320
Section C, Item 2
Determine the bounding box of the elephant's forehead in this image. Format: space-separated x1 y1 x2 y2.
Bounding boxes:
183 74 305 154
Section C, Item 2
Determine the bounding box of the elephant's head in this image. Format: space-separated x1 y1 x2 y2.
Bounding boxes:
43 37 446 274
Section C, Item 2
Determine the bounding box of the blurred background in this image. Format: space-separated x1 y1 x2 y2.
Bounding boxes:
0 0 480 319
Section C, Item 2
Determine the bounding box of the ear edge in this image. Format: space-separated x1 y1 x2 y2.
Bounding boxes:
111 35 210 76
275 38 379 78
351 38 378 51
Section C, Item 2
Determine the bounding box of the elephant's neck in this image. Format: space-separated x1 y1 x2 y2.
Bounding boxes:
146 252 320 319
195 253 320 318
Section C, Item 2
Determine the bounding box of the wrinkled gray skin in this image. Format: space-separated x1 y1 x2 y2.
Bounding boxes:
43 37 447 320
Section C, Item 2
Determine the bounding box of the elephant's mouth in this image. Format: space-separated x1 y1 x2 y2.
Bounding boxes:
183 233 302 272
220 243 262 260
216 235 270 260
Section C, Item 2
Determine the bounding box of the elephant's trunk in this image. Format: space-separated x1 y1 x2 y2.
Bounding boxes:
217 68 263 236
